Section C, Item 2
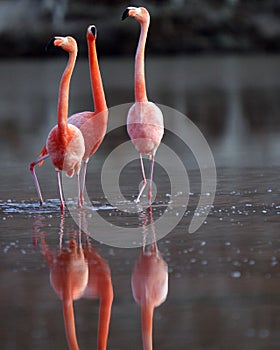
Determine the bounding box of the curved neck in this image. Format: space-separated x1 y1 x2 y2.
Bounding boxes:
58 49 77 130
135 19 149 103
88 36 107 112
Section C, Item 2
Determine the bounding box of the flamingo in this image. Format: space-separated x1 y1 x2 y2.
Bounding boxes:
122 7 164 203
39 218 89 350
131 206 168 350
30 25 108 208
30 36 85 211
68 25 108 206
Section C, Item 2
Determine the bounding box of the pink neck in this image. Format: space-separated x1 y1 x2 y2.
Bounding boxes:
135 19 149 103
58 49 76 130
88 36 107 112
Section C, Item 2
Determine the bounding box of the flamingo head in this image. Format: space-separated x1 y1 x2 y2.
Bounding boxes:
122 6 150 24
87 25 97 41
46 36 77 54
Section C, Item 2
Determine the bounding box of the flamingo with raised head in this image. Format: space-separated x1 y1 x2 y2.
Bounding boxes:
30 26 108 208
30 36 85 210
122 7 164 203
68 25 108 206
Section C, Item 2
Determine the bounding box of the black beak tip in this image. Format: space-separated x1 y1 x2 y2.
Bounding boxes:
122 8 129 21
45 37 55 52
90 25 97 37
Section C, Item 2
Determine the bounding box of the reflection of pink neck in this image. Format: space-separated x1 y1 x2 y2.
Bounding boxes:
84 244 114 350
62 296 79 350
141 301 154 350
98 292 113 350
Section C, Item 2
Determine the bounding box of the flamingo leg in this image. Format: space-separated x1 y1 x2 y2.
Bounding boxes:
80 159 89 206
136 153 147 203
30 154 49 207
148 153 155 204
56 170 65 211
77 171 82 209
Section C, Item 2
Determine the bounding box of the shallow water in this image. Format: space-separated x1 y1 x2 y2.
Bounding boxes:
1 56 280 349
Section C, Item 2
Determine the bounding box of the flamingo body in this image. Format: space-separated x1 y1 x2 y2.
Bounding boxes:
68 109 108 160
127 101 163 155
46 124 84 177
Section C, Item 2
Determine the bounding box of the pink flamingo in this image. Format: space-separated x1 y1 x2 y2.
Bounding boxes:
122 7 164 203
30 25 107 208
131 207 168 350
68 25 108 205
30 36 85 211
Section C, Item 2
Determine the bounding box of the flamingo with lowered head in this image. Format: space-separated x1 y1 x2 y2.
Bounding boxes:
122 7 164 203
30 36 85 211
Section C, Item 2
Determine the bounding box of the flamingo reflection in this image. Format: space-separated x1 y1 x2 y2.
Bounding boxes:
33 212 113 350
131 206 168 350
82 215 114 350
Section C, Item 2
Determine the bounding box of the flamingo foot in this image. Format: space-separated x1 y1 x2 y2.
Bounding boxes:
60 201 65 212
135 178 147 203
79 193 84 207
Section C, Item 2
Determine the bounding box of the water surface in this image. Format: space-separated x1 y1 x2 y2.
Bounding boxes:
1 56 280 349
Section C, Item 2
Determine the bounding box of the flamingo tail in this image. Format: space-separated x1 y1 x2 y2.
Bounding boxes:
38 145 48 166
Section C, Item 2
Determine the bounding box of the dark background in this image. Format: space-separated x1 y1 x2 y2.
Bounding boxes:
2 0 280 57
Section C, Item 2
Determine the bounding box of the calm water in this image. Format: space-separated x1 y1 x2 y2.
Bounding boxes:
1 56 280 349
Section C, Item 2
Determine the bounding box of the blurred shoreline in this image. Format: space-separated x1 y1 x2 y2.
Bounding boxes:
0 54 280 168
1 0 280 57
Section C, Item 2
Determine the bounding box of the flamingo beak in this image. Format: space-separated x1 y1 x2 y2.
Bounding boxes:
122 8 130 20
45 37 55 52
89 25 97 37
